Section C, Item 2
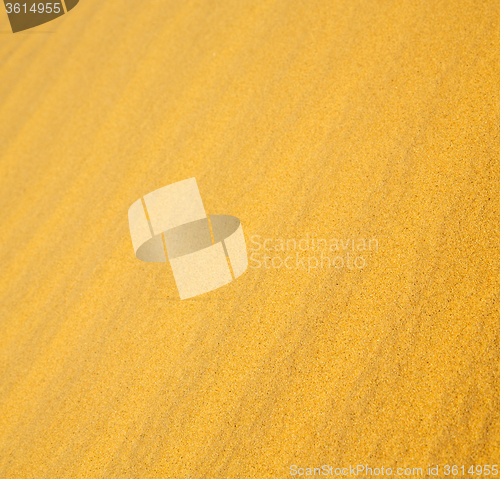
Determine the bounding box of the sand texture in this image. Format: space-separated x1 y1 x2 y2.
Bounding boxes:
0 0 499 477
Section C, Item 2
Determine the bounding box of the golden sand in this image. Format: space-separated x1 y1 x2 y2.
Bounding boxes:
0 0 499 477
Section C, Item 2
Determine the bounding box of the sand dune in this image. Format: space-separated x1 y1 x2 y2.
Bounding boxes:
0 0 499 477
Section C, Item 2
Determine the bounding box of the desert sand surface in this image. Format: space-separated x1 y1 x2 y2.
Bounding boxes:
0 0 499 477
